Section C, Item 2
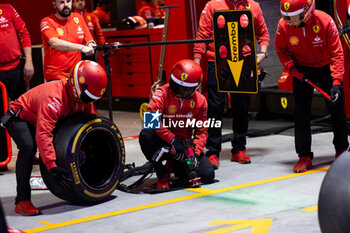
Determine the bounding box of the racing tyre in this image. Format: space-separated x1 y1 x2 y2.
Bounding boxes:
39 113 125 203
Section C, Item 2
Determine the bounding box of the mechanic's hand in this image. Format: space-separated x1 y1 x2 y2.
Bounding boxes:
289 66 306 82
49 167 73 183
170 138 186 155
193 154 200 169
81 45 95 56
330 85 341 104
24 60 34 81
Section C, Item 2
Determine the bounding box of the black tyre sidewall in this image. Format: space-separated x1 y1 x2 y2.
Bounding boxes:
40 113 125 203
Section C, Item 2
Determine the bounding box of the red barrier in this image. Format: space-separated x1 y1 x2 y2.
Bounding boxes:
0 81 12 167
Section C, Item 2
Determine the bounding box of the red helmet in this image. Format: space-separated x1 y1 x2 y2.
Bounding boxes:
68 60 108 103
122 16 147 29
280 0 315 24
169 59 203 98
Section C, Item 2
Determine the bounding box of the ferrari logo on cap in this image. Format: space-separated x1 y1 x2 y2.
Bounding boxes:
87 15 91 20
181 73 188 81
281 97 288 109
74 17 79 23
284 2 290 11
100 88 106 96
313 25 319 33
0 10 3 15
79 76 85 83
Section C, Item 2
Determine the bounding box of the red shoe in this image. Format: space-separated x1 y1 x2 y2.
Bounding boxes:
231 151 251 164
293 157 312 173
156 175 170 190
335 148 347 159
207 154 219 169
14 200 40 216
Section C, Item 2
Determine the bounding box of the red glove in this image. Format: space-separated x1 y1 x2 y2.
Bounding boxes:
287 63 305 81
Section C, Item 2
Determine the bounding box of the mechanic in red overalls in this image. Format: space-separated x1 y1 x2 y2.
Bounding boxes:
1 61 107 216
40 0 95 81
194 0 270 169
275 0 349 173
139 59 215 190
0 4 34 100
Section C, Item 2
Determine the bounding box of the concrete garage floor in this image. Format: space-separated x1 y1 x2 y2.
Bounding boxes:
0 109 340 233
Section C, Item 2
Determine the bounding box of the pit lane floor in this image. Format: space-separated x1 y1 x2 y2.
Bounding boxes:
0 110 338 233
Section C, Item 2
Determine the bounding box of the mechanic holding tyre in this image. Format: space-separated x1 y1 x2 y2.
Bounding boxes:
0 60 107 216
139 59 215 190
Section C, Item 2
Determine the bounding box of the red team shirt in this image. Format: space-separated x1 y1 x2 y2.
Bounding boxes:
148 84 208 155
275 10 344 85
74 8 105 45
9 80 95 170
40 12 94 81
194 0 270 61
0 4 31 71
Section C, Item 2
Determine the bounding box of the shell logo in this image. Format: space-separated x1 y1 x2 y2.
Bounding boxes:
79 76 85 84
284 2 290 11
289 36 299 45
168 105 177 114
74 17 79 24
190 101 195 109
181 73 188 81
313 25 319 33
87 15 91 20
56 28 64 36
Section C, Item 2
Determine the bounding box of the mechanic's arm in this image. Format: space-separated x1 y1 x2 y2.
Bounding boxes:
35 100 64 170
48 37 95 56
194 2 213 65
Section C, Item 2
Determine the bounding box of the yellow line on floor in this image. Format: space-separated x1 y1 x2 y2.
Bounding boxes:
37 221 54 226
300 205 318 212
25 166 329 233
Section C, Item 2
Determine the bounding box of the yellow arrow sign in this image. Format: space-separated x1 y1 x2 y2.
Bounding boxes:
227 21 244 87
206 218 273 233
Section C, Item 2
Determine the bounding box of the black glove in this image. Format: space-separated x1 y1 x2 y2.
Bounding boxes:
192 154 200 169
170 138 186 162
330 85 341 104
49 167 73 183
170 138 185 154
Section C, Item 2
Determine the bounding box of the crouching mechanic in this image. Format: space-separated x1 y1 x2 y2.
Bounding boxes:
139 59 215 190
0 60 107 216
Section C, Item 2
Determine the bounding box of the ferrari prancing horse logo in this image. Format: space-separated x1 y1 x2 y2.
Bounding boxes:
313 25 319 33
281 97 288 109
284 3 290 11
181 73 188 81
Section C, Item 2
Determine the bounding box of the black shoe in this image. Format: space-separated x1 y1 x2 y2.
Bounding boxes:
0 165 8 172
